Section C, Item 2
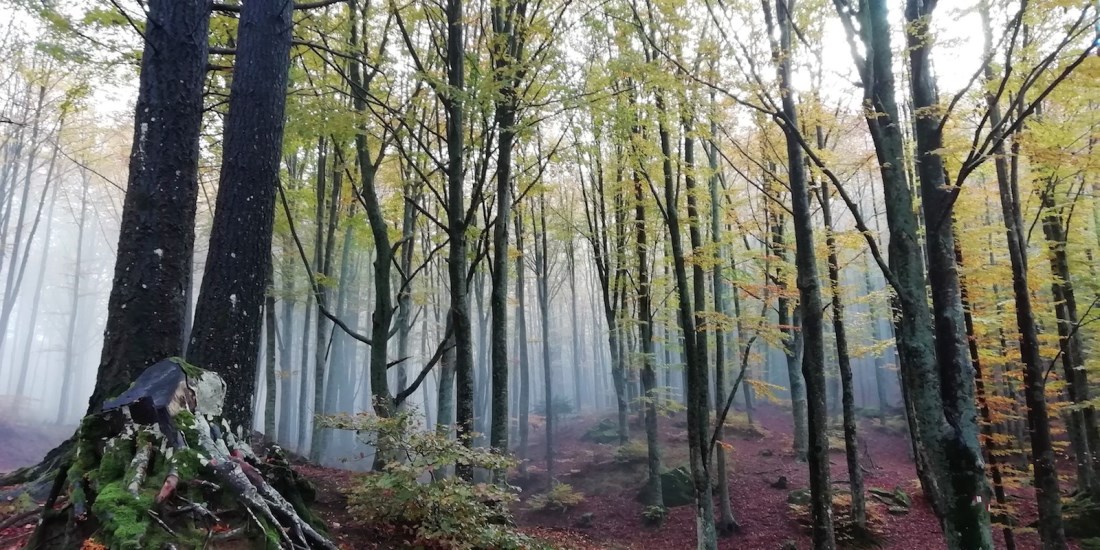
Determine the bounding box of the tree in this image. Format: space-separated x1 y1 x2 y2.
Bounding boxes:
188 0 295 430
81 0 209 421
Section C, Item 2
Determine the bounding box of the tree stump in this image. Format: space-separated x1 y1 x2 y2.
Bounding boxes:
27 358 337 549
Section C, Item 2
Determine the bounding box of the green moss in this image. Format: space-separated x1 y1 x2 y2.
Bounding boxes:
91 482 153 549
169 356 205 378
174 410 200 447
171 447 204 479
94 437 135 486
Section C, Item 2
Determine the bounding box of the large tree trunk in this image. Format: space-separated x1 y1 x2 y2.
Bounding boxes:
832 2 994 543
443 0 476 481
903 0 993 544
82 0 208 419
488 0 528 458
188 0 294 431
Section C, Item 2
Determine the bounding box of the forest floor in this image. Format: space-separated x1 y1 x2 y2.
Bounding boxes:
0 404 1079 549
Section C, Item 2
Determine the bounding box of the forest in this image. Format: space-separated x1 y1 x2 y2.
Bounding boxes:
0 0 1097 548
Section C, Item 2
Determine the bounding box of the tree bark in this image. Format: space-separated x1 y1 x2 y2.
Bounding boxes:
632 148 663 509
654 89 715 550
708 119 739 535
188 0 294 431
903 1 993 544
85 0 209 416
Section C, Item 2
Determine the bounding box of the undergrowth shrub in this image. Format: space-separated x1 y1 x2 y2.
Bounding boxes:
614 440 648 465
320 409 537 549
641 505 667 527
528 482 585 513
789 491 885 548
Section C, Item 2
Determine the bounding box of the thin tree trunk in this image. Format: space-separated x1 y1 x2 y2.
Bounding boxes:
264 266 278 438
533 195 555 482
819 167 864 530
14 133 61 401
632 149 663 509
515 208 531 470
654 87 715 550
709 120 739 534
57 170 90 424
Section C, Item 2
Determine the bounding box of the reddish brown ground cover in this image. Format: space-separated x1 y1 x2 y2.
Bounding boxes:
0 407 1082 549
509 405 1062 550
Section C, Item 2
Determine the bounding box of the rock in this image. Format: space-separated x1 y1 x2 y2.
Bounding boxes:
888 506 909 515
574 512 595 528
582 419 621 444
868 486 911 511
660 467 696 507
787 488 812 506
635 465 723 507
780 540 799 550
760 449 774 457
770 476 789 490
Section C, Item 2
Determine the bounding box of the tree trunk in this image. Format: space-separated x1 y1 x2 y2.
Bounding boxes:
654 89 715 550
632 151 663 509
958 243 1016 550
84 0 209 417
985 103 1068 549
488 0 529 458
348 0 396 429
903 0 993 544
443 0 475 481
14 139 60 402
533 195 555 482
278 241 297 445
57 170 90 424
820 172 864 530
1042 192 1100 494
264 266 278 438
188 0 294 431
514 209 532 469
765 1 833 541
708 121 739 534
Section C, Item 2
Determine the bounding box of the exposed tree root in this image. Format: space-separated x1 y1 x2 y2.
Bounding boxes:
19 359 337 550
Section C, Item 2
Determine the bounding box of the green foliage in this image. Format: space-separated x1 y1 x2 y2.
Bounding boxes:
614 440 648 465
641 505 667 527
321 409 534 549
528 482 585 513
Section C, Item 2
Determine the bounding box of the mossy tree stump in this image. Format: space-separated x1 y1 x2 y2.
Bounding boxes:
27 358 336 550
